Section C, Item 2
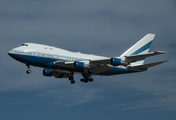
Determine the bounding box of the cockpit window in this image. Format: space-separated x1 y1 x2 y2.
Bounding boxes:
21 44 28 46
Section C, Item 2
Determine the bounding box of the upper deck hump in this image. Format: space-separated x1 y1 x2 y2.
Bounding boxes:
22 43 109 60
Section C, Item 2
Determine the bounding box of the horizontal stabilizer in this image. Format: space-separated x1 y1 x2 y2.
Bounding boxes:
127 61 168 71
124 51 167 63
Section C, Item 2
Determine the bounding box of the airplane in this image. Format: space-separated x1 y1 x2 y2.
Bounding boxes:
8 33 167 84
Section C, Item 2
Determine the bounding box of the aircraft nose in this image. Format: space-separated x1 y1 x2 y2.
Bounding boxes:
8 50 15 57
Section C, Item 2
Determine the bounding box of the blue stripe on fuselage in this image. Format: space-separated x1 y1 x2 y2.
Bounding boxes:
9 53 83 73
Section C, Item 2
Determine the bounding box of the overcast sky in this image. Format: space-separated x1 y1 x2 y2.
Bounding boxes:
0 0 176 120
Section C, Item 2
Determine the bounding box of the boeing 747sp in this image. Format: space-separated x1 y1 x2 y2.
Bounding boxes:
8 34 167 84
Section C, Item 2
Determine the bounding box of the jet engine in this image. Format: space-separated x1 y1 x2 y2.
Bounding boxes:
110 58 121 66
74 61 84 69
43 69 53 76
43 69 71 78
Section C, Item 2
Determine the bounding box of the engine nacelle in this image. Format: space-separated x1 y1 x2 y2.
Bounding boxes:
43 69 69 78
110 58 121 66
43 69 53 76
74 61 84 69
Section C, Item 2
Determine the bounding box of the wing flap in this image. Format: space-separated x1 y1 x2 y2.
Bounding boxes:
127 61 168 71
89 64 112 74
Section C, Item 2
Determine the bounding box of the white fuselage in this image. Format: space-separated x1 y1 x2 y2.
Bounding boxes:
9 43 109 62
8 34 167 84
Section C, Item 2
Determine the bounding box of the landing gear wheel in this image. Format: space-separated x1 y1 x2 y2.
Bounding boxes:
84 79 88 83
71 80 75 84
26 70 31 74
89 78 94 82
80 78 85 82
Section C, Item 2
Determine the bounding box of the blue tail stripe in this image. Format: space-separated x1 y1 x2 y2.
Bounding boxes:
136 58 145 61
131 41 153 55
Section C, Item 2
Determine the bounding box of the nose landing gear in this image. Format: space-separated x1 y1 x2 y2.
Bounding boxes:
26 70 31 74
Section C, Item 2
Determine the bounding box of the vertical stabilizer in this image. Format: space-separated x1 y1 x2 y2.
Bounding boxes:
120 34 155 66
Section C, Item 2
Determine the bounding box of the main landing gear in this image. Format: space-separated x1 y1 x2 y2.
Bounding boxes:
80 77 94 83
80 74 94 83
68 74 94 84
69 76 75 84
26 64 31 74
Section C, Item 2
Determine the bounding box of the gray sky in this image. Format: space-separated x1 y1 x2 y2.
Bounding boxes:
0 0 176 120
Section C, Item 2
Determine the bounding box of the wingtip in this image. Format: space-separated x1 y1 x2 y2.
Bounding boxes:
147 33 155 37
144 33 155 40
155 51 168 54
148 33 155 35
159 60 169 64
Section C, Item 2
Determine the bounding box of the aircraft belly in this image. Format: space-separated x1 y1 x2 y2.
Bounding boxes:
11 53 83 73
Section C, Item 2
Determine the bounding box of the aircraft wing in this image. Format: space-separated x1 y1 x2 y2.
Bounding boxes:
53 51 166 68
89 59 110 67
89 64 112 74
90 51 167 67
124 51 167 63
54 60 113 74
54 59 111 68
127 61 168 71
54 61 74 68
